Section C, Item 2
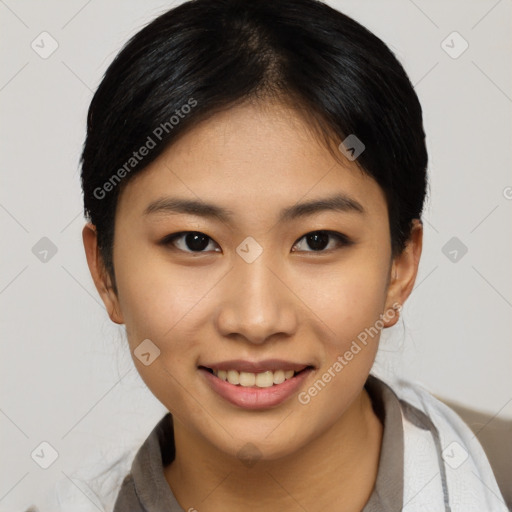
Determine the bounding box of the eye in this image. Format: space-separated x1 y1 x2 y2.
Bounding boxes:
161 231 220 253
161 230 352 254
291 230 352 253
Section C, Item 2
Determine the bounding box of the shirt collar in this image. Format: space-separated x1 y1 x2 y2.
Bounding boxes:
362 374 405 512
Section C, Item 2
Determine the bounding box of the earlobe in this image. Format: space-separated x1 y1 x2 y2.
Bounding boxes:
82 222 124 325
383 219 423 327
105 291 124 325
382 301 402 328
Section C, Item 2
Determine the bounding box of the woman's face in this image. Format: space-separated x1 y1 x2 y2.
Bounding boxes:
85 100 420 461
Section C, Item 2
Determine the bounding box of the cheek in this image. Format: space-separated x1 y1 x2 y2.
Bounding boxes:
294 255 389 355
293 260 388 429
114 257 210 414
113 238 209 343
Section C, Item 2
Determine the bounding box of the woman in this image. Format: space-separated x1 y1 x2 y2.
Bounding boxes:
68 0 507 510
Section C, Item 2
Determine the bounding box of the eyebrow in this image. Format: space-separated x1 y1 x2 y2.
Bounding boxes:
143 193 365 223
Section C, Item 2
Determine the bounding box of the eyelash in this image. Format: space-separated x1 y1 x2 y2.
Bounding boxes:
160 230 353 254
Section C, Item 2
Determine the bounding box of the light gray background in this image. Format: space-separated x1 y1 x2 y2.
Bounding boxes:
1 0 511 510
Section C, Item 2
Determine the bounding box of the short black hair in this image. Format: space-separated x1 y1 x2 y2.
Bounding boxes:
81 0 428 294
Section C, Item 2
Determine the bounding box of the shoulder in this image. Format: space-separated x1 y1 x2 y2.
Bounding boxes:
45 447 136 512
384 374 489 457
390 376 475 433
374 374 510 511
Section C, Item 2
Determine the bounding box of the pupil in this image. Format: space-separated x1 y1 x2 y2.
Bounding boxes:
186 232 210 251
307 231 329 251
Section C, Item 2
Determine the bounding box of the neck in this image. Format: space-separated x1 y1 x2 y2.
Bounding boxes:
164 387 383 512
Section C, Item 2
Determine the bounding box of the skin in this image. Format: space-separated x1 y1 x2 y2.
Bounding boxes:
83 99 422 512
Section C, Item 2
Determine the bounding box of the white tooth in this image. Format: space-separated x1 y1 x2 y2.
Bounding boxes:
273 370 285 384
255 371 274 388
223 369 300 386
239 371 256 387
227 370 240 385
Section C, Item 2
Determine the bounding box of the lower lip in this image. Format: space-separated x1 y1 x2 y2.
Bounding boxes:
200 368 314 410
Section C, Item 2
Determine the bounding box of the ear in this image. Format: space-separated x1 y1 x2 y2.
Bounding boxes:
82 222 124 324
383 219 423 328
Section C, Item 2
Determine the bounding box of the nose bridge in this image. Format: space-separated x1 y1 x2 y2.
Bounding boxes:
216 245 297 344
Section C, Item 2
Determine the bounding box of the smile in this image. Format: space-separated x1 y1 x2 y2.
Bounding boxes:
198 363 315 409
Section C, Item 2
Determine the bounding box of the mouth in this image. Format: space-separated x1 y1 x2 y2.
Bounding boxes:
198 361 316 409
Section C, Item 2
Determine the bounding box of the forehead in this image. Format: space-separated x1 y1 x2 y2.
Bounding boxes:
117 101 387 223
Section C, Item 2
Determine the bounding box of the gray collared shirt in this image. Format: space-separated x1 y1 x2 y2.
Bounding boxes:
113 374 404 511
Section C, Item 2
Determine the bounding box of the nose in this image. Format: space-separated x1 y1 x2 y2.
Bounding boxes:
214 251 298 345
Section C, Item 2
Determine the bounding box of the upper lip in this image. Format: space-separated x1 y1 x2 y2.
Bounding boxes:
199 359 313 373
